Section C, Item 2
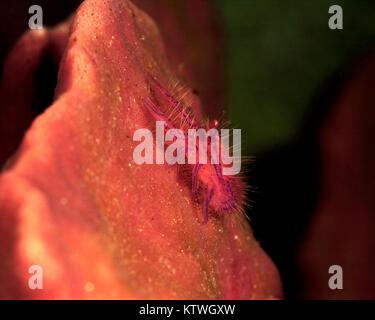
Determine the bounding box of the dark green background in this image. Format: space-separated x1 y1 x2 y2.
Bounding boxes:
216 0 375 154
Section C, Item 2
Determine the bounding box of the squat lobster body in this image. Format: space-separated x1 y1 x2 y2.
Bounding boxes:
141 74 245 223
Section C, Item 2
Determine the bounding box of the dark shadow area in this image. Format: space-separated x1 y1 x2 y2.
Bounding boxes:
33 50 60 117
0 47 61 168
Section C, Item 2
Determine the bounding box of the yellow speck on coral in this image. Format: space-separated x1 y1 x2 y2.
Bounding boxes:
84 282 95 293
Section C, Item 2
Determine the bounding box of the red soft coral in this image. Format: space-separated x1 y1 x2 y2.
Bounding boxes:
0 0 282 299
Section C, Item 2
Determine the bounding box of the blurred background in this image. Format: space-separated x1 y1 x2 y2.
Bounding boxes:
216 0 375 299
218 0 375 154
1 0 374 299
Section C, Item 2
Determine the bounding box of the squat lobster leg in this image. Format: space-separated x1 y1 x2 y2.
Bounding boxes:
203 188 215 224
147 73 199 129
192 164 201 194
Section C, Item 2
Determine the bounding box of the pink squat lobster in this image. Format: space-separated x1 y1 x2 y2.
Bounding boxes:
141 74 245 224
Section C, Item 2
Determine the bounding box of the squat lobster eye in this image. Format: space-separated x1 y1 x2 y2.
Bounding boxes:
212 120 219 128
